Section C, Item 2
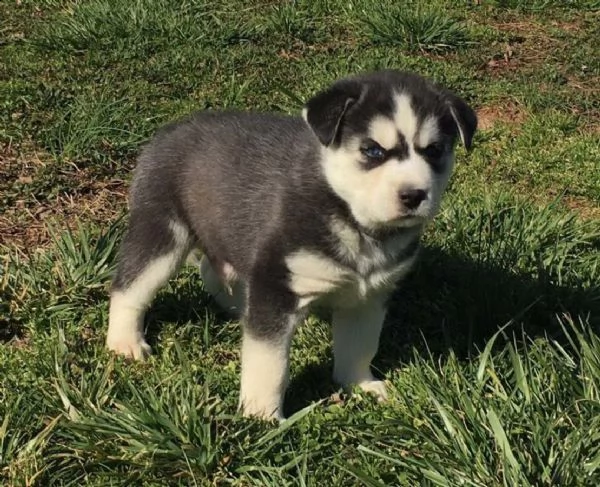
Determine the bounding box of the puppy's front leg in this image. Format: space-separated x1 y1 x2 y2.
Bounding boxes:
332 293 389 401
239 282 300 421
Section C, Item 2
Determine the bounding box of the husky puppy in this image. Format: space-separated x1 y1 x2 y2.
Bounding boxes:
106 70 477 420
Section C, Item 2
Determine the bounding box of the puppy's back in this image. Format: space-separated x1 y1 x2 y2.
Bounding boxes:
127 111 321 274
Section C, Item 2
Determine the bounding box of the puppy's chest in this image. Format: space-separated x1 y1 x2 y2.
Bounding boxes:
285 232 418 307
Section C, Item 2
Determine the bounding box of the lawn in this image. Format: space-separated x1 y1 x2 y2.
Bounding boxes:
1 0 600 485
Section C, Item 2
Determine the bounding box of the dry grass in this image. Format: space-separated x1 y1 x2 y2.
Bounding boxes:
1 142 127 249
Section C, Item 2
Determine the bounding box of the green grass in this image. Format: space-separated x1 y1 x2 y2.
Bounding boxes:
360 1 473 52
1 0 600 484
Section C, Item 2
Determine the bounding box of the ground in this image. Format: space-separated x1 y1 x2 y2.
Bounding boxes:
1 0 599 485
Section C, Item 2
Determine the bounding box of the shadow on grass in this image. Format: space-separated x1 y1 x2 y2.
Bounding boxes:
286 244 600 415
143 277 229 346
135 245 599 417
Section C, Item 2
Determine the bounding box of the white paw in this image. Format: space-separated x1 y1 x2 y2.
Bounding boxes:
357 379 389 402
106 333 152 360
239 330 290 422
240 400 283 422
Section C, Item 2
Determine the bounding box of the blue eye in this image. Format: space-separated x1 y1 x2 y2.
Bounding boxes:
362 145 386 160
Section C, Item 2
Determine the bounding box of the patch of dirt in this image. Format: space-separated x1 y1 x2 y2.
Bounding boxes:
584 122 600 136
567 75 600 96
480 18 544 74
561 197 600 220
1 332 31 348
477 100 528 131
1 182 127 250
535 186 600 221
480 15 585 77
0 142 127 250
567 98 600 136
549 20 584 33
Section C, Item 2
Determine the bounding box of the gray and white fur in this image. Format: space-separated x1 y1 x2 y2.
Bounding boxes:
106 70 477 420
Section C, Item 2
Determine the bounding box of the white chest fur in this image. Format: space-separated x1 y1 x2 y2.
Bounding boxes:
285 221 419 308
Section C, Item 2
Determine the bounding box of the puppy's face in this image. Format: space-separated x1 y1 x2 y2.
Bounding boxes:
304 70 477 231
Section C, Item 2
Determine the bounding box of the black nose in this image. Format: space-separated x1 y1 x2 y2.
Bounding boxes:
399 189 427 210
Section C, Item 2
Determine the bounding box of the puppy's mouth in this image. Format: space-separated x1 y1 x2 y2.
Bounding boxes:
393 214 427 227
374 213 427 230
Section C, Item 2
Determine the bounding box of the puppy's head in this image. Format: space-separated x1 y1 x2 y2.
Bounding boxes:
303 70 477 231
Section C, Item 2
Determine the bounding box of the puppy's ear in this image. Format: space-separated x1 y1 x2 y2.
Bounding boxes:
303 80 363 146
445 92 477 151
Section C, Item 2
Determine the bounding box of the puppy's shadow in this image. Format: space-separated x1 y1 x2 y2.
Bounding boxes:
142 273 232 346
286 245 600 415
136 250 598 417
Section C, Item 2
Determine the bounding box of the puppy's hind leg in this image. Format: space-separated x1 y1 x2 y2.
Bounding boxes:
107 216 190 360
199 255 245 318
